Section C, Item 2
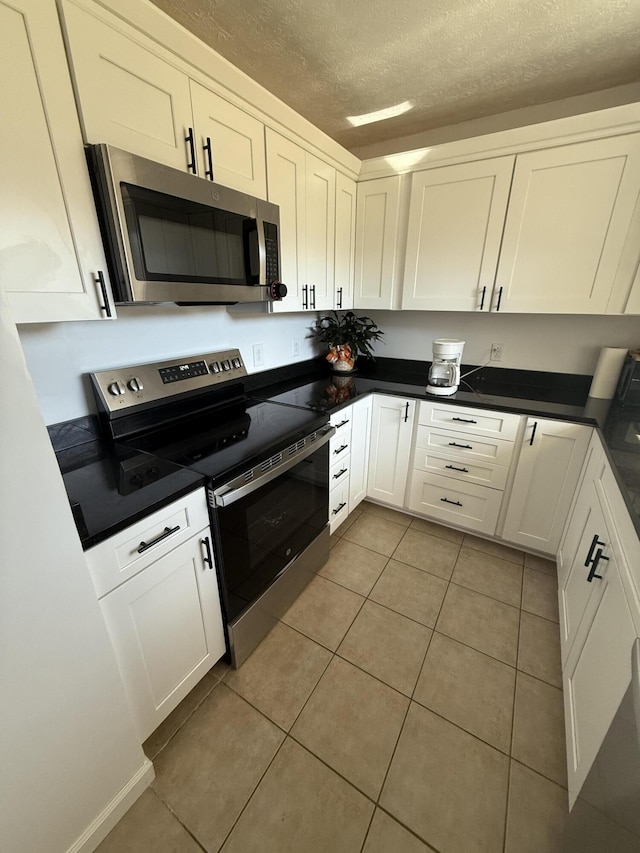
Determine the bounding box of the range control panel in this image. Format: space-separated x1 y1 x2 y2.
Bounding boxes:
91 349 247 414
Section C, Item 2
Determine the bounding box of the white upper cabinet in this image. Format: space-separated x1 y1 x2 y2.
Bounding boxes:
189 81 267 198
266 129 345 313
354 177 402 310
265 129 307 312
402 157 515 311
334 173 357 310
61 1 193 171
495 134 640 313
305 154 336 311
61 1 266 197
1 0 113 323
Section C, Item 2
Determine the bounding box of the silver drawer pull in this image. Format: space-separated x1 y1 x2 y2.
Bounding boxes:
440 497 463 507
332 468 348 480
137 524 180 554
445 464 469 473
332 502 347 515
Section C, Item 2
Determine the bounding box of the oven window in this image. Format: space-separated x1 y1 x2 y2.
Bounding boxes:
122 184 258 285
215 444 329 622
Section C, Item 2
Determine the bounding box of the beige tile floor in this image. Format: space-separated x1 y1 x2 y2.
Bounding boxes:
97 501 568 853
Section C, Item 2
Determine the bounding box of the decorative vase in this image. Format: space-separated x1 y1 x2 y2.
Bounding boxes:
326 344 356 373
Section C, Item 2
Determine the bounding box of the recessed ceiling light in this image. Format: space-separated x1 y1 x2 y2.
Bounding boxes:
346 100 414 127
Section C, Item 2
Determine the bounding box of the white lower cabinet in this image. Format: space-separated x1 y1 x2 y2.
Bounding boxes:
367 396 415 507
328 399 372 532
85 490 226 741
557 432 640 806
406 401 519 536
348 396 373 511
502 418 592 555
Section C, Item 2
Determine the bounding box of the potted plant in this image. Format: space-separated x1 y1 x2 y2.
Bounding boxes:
311 311 384 373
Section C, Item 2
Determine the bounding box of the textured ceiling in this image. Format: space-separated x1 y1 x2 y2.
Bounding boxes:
149 0 640 154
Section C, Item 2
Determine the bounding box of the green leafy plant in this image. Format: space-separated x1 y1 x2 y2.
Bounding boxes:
311 311 384 361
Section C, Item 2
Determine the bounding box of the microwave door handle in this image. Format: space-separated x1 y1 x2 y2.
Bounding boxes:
257 219 266 286
213 427 335 507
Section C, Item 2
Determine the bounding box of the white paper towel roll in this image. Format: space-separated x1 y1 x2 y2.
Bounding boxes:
588 347 628 399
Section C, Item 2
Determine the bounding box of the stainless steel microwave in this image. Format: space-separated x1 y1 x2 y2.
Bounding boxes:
86 144 286 306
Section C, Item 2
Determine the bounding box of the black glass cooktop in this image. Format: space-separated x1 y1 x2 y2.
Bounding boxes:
125 398 329 484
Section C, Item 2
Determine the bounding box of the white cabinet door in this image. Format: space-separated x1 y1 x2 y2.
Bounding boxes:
1 0 112 323
495 134 640 313
558 477 609 664
402 157 515 311
334 173 357 310
354 177 402 310
266 129 306 312
61 1 194 172
367 396 415 507
99 529 226 741
502 419 592 555
190 81 266 198
563 550 636 807
349 396 373 512
305 154 336 311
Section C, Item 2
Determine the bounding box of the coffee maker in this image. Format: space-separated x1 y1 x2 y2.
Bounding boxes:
426 339 465 396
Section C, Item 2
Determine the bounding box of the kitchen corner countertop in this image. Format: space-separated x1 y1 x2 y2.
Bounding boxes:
249 357 640 537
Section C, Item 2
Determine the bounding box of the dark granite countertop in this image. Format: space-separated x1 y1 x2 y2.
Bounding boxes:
249 357 640 538
51 358 640 548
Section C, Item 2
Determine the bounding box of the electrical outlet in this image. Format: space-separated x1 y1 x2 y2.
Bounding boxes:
291 338 300 358
490 342 504 362
252 343 264 367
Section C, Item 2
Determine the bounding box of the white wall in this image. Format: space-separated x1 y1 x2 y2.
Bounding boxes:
0 291 151 853
368 311 640 374
18 305 321 424
18 307 640 425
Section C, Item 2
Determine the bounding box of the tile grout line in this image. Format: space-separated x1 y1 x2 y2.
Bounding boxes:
149 790 209 853
214 733 290 853
502 568 526 853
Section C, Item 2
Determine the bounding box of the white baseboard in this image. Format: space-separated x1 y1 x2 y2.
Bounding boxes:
66 758 155 853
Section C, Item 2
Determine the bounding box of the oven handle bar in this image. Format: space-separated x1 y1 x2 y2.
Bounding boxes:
212 426 336 508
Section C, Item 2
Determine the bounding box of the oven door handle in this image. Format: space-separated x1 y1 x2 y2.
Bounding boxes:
212 426 336 507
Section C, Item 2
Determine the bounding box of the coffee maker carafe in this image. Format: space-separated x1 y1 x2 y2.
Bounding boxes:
427 339 465 396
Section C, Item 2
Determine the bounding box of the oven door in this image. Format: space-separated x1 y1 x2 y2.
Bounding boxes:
210 427 334 666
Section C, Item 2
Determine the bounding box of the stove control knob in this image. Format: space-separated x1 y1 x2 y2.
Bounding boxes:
108 381 126 396
232 357 242 369
210 361 220 373
127 377 144 393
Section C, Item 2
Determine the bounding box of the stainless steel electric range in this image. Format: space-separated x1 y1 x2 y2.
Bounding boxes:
90 349 334 667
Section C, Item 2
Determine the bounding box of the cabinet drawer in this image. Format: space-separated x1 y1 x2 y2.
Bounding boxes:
415 425 515 467
330 454 351 488
330 408 354 439
418 401 521 441
413 449 509 490
330 482 350 532
86 489 209 598
407 471 502 535
330 430 352 461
